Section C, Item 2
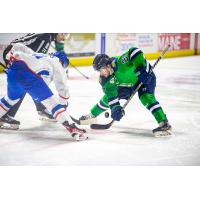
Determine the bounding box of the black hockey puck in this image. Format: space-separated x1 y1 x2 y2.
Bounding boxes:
105 112 109 118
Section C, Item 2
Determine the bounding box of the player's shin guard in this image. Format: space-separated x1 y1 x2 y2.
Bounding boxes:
41 95 71 122
140 93 167 122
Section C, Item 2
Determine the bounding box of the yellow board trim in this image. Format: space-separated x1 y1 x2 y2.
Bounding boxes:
145 49 195 60
69 49 197 67
69 57 94 67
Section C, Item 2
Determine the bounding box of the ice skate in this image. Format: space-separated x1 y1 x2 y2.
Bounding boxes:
38 109 56 122
0 115 20 130
62 121 88 141
153 120 173 137
79 113 97 125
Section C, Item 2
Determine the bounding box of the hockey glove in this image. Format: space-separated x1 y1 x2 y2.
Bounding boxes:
135 66 153 85
53 51 69 68
111 105 125 121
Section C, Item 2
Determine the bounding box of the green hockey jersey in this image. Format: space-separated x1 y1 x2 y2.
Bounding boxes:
100 47 150 101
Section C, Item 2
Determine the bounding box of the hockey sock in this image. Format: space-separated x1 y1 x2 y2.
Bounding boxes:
91 97 109 117
139 93 167 123
0 96 20 118
41 95 73 124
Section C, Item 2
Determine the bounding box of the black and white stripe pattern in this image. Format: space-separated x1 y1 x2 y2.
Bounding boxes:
108 97 120 108
145 60 151 73
97 101 108 111
11 33 54 53
3 33 55 65
147 102 161 113
11 33 42 44
129 47 142 61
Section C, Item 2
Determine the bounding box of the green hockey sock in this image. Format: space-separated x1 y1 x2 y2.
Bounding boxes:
140 93 167 123
91 96 109 117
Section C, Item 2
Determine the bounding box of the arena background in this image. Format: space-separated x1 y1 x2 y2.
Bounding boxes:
0 33 200 72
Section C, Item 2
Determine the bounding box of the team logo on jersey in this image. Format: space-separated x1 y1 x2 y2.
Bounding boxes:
121 54 129 64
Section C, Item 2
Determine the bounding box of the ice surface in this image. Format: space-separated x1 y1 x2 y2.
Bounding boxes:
0 56 200 165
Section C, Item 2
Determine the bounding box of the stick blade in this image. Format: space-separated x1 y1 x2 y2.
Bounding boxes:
71 115 111 129
90 122 112 130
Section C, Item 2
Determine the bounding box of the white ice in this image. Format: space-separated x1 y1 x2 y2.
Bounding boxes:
0 56 200 165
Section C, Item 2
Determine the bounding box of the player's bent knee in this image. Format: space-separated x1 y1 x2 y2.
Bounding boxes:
139 93 157 107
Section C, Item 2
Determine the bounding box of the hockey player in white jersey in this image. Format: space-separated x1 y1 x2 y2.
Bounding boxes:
0 44 88 141
1 44 70 126
1 33 70 126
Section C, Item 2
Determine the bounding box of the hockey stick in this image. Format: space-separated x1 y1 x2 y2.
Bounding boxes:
0 61 6 68
69 61 89 79
90 44 171 130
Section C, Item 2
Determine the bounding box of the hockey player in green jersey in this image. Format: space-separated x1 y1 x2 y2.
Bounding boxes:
79 47 172 137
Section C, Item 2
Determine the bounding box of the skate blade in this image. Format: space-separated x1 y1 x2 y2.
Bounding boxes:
76 135 89 141
0 123 19 130
74 134 89 141
39 117 57 122
154 130 174 138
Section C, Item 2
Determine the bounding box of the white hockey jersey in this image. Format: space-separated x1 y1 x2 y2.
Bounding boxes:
7 43 70 105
